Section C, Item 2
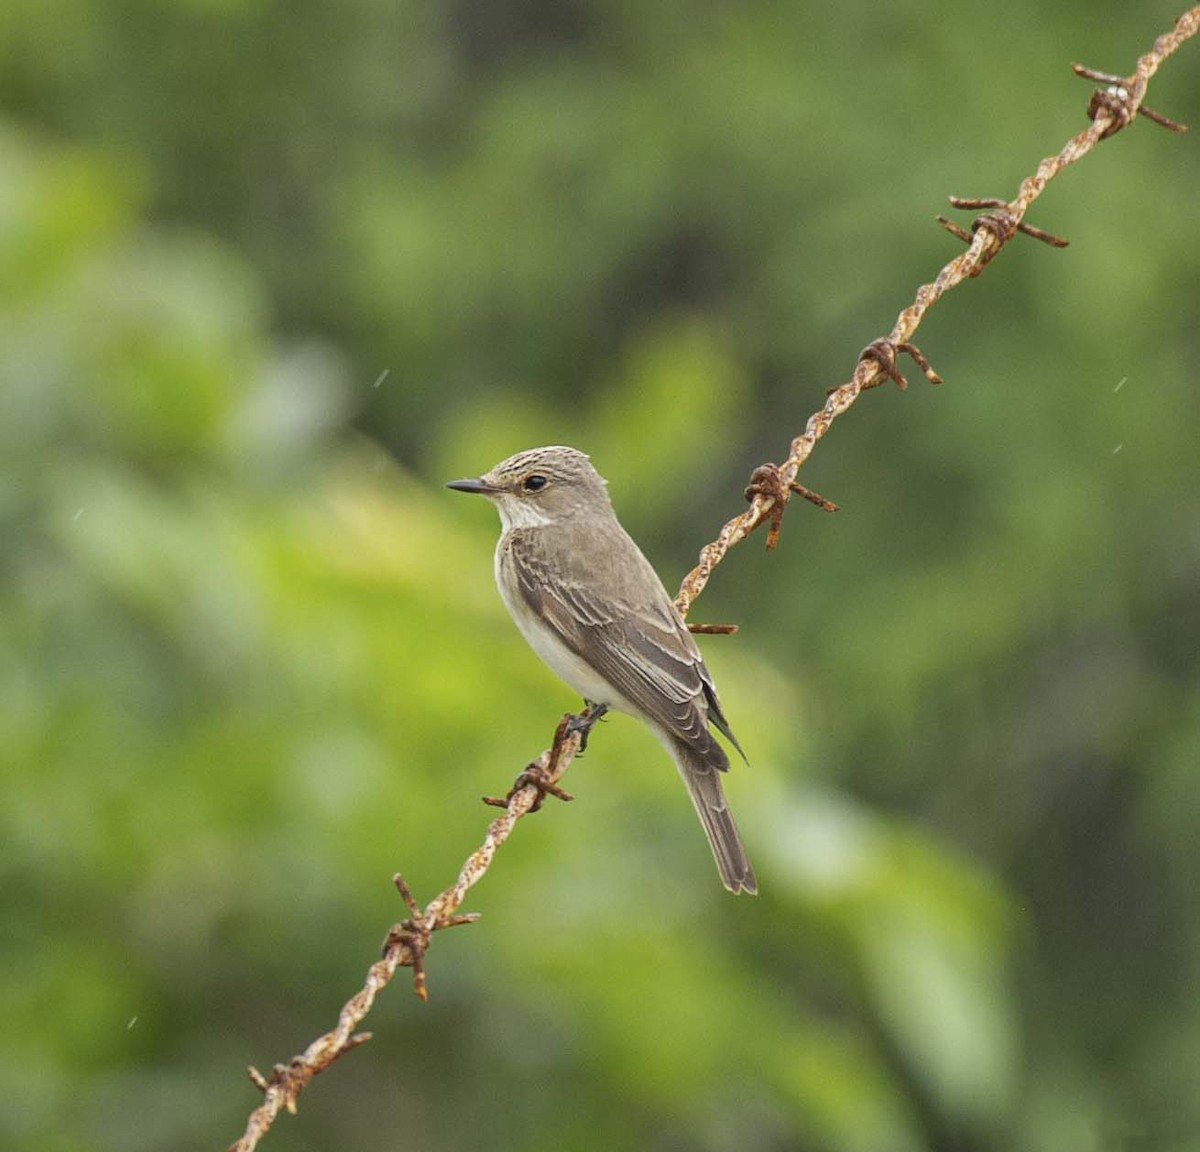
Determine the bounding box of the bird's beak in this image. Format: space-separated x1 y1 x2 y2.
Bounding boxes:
445 476 499 495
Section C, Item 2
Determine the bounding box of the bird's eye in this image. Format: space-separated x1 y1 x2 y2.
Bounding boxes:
522 474 548 492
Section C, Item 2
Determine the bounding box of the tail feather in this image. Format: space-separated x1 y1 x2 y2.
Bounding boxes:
669 738 757 895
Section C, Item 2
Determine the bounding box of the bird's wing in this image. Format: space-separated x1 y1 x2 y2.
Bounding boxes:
506 530 742 761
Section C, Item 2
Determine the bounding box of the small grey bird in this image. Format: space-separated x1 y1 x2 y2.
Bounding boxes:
447 445 756 894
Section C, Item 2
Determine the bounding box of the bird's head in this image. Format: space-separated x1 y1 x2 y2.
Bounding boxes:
446 445 611 529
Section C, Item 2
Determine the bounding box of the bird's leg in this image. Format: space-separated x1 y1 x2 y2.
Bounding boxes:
482 703 607 811
566 700 608 755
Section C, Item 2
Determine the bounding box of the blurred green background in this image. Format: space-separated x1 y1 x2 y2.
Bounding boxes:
3 2 1199 1150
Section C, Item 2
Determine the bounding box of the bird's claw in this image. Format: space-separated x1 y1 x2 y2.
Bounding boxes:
565 701 608 754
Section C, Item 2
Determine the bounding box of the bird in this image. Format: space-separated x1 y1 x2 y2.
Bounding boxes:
447 445 756 894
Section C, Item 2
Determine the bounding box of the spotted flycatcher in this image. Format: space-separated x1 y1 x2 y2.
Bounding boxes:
447 445 756 894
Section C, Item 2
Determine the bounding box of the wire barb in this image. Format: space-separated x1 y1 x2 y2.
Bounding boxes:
387 875 482 1001
938 197 1069 272
948 197 1070 249
1072 62 1189 136
857 338 944 392
670 5 1198 623
743 463 838 552
482 764 576 811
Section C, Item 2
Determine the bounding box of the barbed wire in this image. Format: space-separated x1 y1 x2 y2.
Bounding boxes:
675 6 1196 614
229 8 1198 1150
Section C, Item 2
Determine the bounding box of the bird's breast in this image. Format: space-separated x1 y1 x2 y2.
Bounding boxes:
494 532 631 710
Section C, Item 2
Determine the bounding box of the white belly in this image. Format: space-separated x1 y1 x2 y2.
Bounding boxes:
494 537 636 713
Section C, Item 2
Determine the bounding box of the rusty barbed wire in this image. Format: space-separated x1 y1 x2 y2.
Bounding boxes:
673 4 1197 616
229 710 598 1152
230 9 1198 1150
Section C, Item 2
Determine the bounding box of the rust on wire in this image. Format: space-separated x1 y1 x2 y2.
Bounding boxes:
482 761 575 811
743 464 839 552
1073 63 1189 136
672 5 1197 617
230 8 1200 1151
229 708 595 1152
857 338 944 392
938 196 1070 263
386 874 480 1002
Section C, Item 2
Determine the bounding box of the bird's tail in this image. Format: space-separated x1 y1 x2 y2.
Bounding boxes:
668 737 757 895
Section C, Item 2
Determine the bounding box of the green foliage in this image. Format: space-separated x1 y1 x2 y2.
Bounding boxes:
2 3 1199 1152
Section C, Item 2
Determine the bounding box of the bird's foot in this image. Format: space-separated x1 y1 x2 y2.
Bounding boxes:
566 701 608 755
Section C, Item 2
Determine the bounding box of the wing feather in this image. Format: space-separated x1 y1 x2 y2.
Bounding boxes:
505 528 743 763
